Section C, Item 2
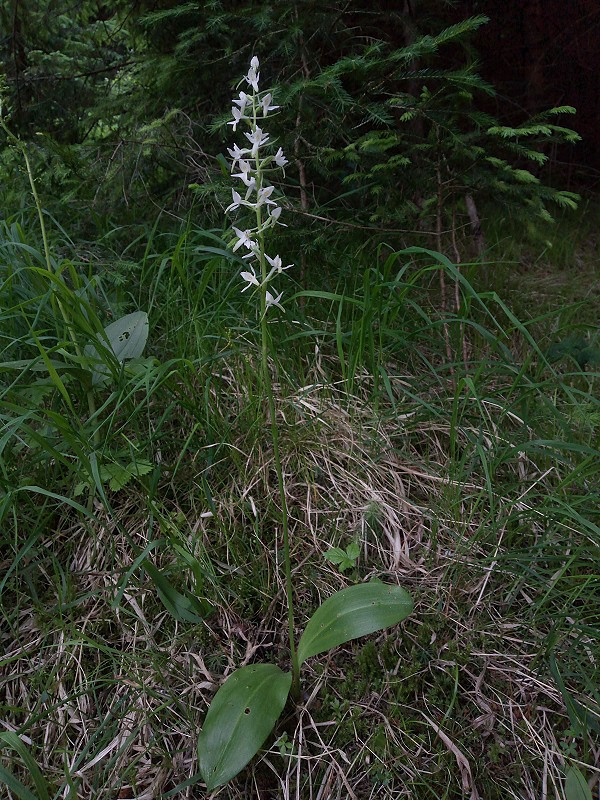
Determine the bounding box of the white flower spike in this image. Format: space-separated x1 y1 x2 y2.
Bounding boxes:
225 56 293 307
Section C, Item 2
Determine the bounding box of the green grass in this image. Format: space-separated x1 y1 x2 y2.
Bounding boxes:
0 204 599 799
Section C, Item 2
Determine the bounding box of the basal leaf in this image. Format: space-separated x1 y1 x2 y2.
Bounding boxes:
85 311 149 385
198 664 291 791
103 311 149 361
565 766 592 800
297 581 413 665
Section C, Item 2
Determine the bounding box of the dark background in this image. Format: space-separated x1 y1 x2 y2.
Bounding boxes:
468 0 600 183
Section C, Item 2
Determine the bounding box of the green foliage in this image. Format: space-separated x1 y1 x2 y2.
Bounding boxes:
297 582 413 665
565 766 593 800
198 665 292 791
324 541 360 572
0 3 580 251
198 581 413 788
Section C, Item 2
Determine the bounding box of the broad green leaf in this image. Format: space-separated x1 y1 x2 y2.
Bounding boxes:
297 581 413 665
198 664 291 791
565 766 592 800
104 311 149 360
85 311 149 385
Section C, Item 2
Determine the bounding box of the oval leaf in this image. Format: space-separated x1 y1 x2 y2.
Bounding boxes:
198 664 291 791
297 581 413 665
104 311 149 361
85 311 149 385
565 766 592 800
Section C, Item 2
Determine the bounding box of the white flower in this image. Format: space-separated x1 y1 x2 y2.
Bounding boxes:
256 185 276 207
225 188 244 213
233 91 251 114
228 143 250 171
265 253 292 272
261 93 279 117
236 158 251 176
274 147 288 168
265 253 293 282
232 226 255 252
228 106 246 131
246 56 260 92
243 176 257 199
240 267 260 292
265 289 284 312
267 206 286 227
233 165 255 189
245 126 269 158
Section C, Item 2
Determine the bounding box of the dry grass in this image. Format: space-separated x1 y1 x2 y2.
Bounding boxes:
2 360 597 799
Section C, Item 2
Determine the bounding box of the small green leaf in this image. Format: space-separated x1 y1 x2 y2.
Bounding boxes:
143 559 212 622
198 664 291 790
297 581 413 665
324 542 360 573
100 459 153 492
324 547 348 565
346 541 360 560
565 766 592 800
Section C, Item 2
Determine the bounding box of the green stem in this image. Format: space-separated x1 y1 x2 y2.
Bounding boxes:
252 97 300 700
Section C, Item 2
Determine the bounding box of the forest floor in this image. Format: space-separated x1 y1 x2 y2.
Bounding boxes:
1 207 599 799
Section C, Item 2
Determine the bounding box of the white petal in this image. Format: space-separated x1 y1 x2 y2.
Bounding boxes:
265 290 284 311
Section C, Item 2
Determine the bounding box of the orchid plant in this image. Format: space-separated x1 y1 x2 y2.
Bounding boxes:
197 57 414 792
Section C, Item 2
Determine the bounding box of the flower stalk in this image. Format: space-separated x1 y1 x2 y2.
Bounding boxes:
226 57 299 698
